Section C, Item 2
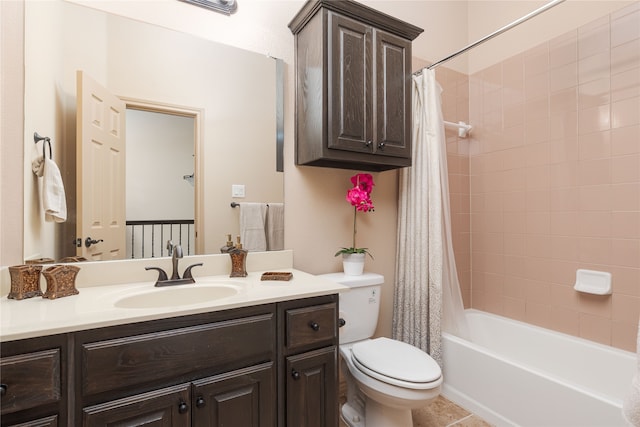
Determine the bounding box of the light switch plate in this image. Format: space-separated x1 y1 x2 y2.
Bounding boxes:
231 184 245 198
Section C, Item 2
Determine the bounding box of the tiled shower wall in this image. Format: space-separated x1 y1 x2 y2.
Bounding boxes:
442 2 640 352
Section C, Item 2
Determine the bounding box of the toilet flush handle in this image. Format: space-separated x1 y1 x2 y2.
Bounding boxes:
338 318 346 328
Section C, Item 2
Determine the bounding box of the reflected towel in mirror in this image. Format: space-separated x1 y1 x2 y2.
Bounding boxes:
32 155 67 223
266 202 284 251
239 202 267 251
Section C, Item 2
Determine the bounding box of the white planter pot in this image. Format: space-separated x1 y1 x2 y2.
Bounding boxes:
342 253 366 276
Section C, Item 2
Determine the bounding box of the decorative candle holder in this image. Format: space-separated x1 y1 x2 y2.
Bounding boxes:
8 265 44 300
42 265 80 299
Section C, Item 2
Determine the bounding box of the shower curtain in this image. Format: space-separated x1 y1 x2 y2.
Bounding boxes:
392 69 469 367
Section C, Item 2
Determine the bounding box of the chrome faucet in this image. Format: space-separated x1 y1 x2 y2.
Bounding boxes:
145 241 203 287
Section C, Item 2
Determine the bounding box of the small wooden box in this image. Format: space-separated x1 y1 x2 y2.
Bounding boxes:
42 265 80 299
8 265 44 300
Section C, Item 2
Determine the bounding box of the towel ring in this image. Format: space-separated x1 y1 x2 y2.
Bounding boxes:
34 132 52 159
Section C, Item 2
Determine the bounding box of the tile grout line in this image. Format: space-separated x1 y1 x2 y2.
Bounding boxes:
446 413 475 427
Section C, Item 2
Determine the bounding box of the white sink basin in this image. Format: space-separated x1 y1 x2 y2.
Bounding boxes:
114 284 240 309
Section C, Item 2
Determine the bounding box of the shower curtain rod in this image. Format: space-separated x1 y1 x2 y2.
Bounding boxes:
415 0 566 73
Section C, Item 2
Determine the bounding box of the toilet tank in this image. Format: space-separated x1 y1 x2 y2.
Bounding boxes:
318 272 384 345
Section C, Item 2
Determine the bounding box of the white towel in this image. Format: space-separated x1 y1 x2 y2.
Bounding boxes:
239 202 267 252
32 156 67 223
623 319 640 426
265 203 284 251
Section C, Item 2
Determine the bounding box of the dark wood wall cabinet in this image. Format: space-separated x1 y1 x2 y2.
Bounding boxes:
289 0 423 172
0 294 339 427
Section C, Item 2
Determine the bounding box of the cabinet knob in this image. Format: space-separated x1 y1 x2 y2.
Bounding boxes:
291 369 301 380
0 384 7 397
339 318 346 328
178 401 189 414
364 140 372 149
309 321 320 331
196 396 206 408
377 142 385 150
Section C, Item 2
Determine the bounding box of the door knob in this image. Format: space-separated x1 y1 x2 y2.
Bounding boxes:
85 237 104 248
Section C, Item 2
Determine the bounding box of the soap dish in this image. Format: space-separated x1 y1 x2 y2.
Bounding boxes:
261 272 293 281
574 269 611 295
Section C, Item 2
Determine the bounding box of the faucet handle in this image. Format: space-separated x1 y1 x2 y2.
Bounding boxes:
183 263 203 280
145 266 168 285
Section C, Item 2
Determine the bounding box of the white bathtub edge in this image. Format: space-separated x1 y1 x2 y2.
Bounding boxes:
442 384 517 427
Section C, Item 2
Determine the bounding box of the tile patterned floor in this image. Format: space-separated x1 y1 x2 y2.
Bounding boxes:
339 395 494 427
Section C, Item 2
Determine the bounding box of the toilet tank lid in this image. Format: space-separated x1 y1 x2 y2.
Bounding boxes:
318 272 384 287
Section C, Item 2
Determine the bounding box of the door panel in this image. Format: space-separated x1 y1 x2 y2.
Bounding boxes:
76 71 126 260
286 347 337 427
375 30 411 158
192 363 275 427
328 12 372 154
82 384 190 426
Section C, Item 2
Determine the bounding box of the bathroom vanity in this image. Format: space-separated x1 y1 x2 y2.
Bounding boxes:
0 252 344 426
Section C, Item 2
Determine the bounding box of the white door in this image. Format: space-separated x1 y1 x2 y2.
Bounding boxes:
76 70 126 260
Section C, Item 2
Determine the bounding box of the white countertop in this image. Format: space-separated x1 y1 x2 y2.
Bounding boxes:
0 268 347 342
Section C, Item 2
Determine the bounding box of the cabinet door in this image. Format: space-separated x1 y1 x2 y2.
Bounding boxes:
328 12 373 154
82 384 190 426
192 363 275 427
375 29 412 158
286 346 337 427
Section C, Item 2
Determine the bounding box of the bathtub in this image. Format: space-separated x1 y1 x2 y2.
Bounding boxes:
442 309 636 427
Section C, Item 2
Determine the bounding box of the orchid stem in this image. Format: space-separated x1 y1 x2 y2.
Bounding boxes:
352 206 357 249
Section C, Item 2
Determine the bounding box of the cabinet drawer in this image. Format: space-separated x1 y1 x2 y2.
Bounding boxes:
285 303 337 352
0 349 61 415
81 313 274 396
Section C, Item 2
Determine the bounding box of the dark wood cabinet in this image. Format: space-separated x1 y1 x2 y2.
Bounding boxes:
286 347 337 427
279 295 339 427
0 335 67 427
290 0 422 171
1 295 339 427
192 362 275 427
82 383 191 426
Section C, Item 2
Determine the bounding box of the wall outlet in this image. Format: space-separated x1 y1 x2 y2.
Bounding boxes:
231 184 245 198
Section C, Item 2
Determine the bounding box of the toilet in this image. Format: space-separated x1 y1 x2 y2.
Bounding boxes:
320 272 442 427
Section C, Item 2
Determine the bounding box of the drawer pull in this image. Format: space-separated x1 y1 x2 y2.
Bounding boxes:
309 321 320 331
196 396 206 408
291 369 301 380
0 384 6 397
178 401 189 414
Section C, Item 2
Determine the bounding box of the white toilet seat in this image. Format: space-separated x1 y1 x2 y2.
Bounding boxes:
350 337 442 390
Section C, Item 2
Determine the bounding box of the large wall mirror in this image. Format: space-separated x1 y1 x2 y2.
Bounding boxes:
24 0 284 262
